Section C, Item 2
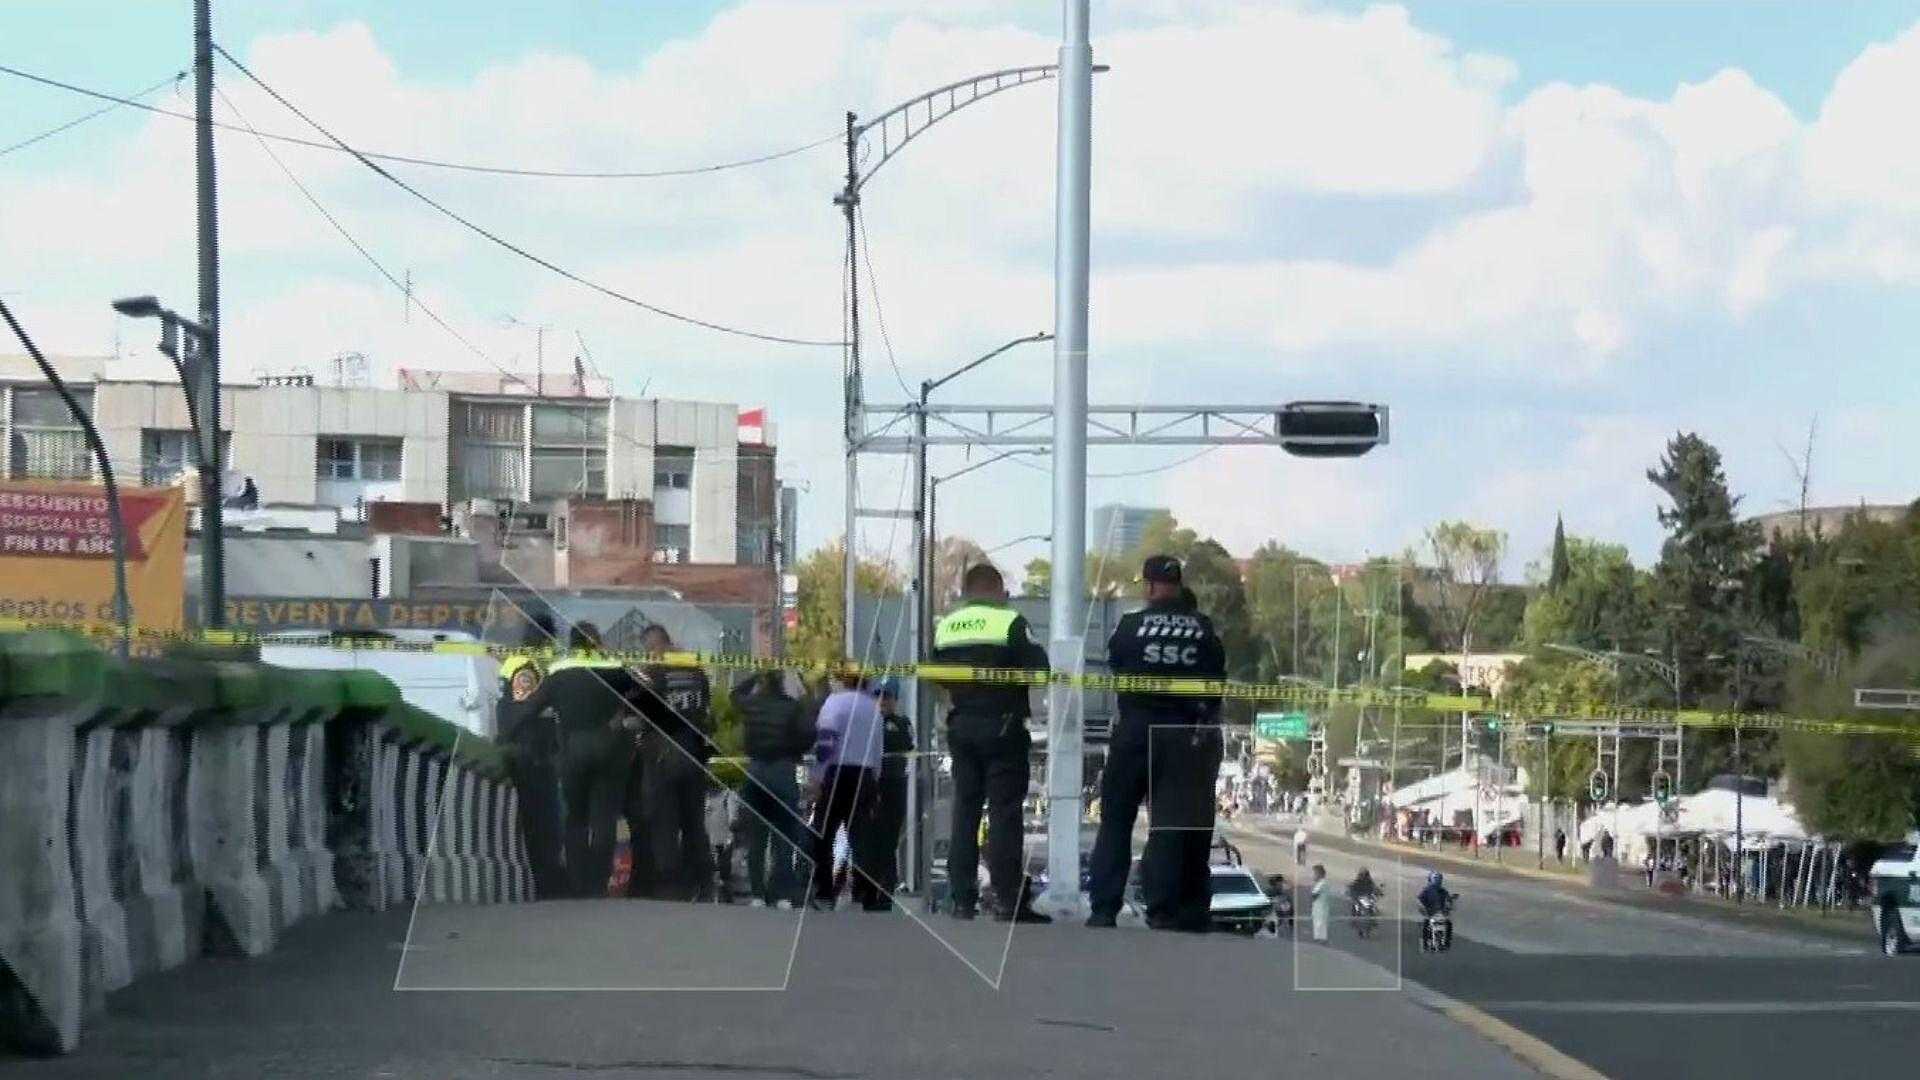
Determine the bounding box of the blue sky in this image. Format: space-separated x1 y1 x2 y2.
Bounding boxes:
4 1 1918 577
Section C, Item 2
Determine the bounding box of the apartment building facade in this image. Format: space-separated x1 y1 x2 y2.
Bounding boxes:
1 356 778 569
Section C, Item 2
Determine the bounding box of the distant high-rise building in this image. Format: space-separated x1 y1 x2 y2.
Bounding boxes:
1090 503 1167 557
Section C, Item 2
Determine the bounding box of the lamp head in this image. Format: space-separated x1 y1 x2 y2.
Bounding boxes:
111 295 162 319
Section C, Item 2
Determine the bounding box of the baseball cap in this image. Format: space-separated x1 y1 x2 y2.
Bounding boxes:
1139 554 1183 584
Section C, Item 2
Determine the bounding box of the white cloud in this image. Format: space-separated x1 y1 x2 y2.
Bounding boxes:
4 3 1918 560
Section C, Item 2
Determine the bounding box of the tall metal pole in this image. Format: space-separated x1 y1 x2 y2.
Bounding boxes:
1042 0 1093 912
839 111 860 658
194 0 226 627
908 395 929 898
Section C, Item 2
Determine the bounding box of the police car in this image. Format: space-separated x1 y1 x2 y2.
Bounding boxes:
1870 832 1920 957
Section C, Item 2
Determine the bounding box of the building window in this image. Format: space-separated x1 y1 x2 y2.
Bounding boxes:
139 428 230 487
654 523 690 564
317 437 402 482
653 449 693 490
8 388 93 480
531 404 606 445
458 402 523 441
530 447 606 499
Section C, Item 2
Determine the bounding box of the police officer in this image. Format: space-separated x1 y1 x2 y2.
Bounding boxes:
633 624 716 901
1086 555 1225 931
851 678 912 908
523 622 644 898
498 651 567 899
930 563 1052 923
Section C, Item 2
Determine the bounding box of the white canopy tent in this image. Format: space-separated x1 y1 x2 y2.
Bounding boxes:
1386 755 1530 841
1578 789 1809 866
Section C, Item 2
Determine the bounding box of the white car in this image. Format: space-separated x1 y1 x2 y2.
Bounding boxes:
1870 832 1920 957
1208 865 1276 935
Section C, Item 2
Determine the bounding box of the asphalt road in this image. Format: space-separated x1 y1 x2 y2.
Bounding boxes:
1225 818 1920 1078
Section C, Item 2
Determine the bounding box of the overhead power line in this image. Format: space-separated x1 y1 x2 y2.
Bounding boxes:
212 43 843 349
211 84 515 382
0 62 838 179
0 71 185 158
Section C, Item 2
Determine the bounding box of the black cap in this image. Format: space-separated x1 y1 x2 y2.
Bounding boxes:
1140 554 1183 585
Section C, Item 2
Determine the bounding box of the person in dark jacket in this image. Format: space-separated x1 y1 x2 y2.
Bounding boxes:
732 670 816 908
1086 555 1226 931
929 563 1052 923
498 651 568 899
851 678 912 909
633 624 716 901
520 623 645 898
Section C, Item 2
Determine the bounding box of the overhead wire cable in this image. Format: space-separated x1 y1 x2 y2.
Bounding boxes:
0 62 838 178
212 44 842 348
0 71 185 157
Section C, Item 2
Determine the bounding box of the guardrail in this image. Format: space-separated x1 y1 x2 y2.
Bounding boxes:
0 630 528 1056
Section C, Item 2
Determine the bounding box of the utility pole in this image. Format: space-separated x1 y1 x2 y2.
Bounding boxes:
1042 0 1093 913
837 109 860 659
194 0 226 627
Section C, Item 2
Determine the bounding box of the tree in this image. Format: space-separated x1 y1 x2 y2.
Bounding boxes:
1548 515 1571 593
1417 520 1508 655
1645 432 1763 706
788 542 905 664
1521 536 1647 652
931 536 989 611
1020 557 1051 598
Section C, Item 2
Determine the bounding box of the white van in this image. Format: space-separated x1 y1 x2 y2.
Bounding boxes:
1869 831 1920 957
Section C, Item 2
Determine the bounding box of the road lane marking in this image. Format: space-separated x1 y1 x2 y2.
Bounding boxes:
1429 999 1612 1080
1481 1000 1920 1015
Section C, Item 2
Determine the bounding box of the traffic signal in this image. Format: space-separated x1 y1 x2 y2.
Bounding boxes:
1278 401 1385 458
1588 769 1609 802
1651 770 1673 804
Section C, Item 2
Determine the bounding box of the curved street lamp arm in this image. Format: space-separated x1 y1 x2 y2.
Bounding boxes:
853 63 1108 193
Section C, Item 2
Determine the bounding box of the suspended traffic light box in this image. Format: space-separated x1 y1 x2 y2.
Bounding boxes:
1277 401 1387 458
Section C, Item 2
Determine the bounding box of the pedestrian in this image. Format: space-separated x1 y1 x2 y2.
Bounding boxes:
497 648 568 899
523 622 644 898
633 624 716 901
1555 827 1568 863
733 670 815 909
929 563 1053 924
1309 864 1331 942
1086 555 1226 931
806 672 884 910
851 678 912 910
1294 826 1309 866
1580 837 1592 862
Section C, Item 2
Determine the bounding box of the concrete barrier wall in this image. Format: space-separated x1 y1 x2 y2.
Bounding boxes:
0 631 527 1057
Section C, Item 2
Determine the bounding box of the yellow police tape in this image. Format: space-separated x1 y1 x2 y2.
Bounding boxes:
5 616 1916 741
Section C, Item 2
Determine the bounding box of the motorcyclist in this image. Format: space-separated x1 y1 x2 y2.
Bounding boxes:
1347 867 1380 905
1417 870 1453 916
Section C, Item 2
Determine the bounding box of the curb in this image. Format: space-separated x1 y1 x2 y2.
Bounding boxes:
1400 979 1611 1080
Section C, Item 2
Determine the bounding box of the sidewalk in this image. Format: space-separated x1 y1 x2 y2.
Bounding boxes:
25 903 1547 1079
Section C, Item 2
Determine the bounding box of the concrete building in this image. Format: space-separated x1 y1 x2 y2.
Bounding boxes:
2 357 780 568
1750 502 1912 542
4 356 792 654
1090 503 1166 557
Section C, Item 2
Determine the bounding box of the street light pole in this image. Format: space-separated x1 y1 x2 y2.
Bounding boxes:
1043 0 1094 913
193 0 226 627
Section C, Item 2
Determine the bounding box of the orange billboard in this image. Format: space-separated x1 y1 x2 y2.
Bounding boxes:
0 480 187 634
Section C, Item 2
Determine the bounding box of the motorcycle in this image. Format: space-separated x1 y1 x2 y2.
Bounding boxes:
1350 892 1380 939
1264 874 1294 932
1420 895 1456 953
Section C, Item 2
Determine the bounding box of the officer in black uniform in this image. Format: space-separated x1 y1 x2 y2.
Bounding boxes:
851 678 912 908
1086 555 1226 931
633 624 716 901
930 563 1052 923
521 622 645 898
